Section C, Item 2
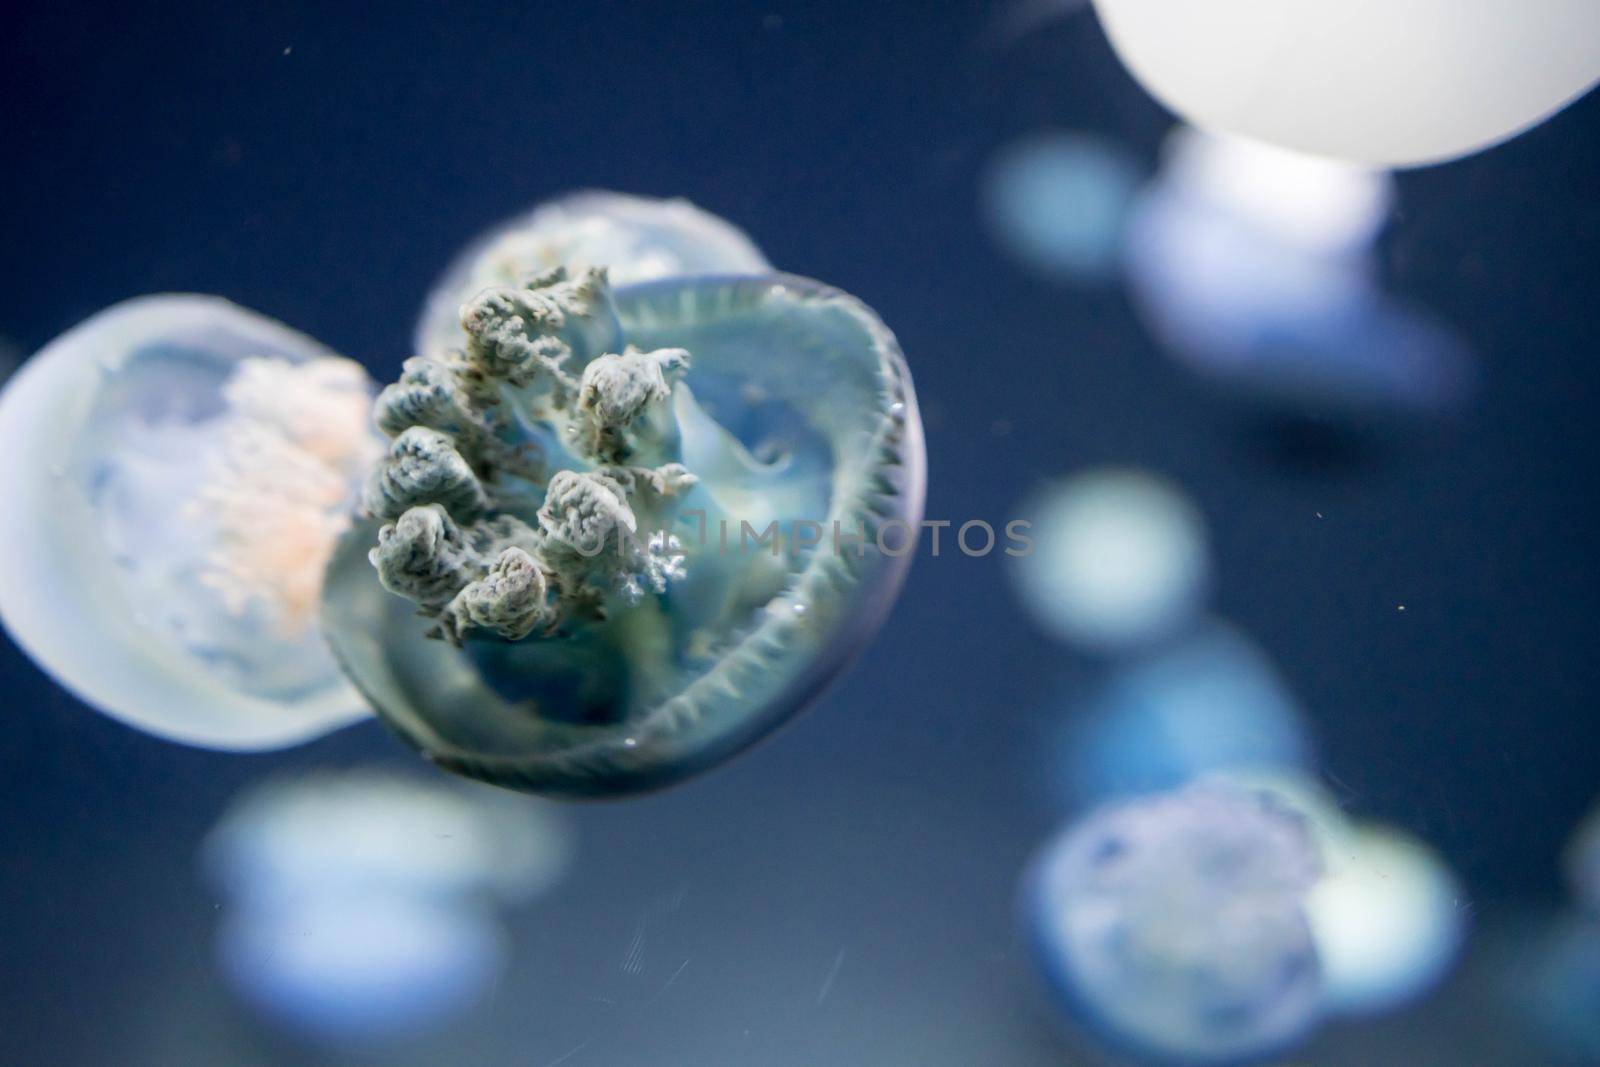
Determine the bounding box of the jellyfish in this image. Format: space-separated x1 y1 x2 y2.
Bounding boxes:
1024 782 1326 1064
982 131 1143 283
1305 822 1466 1015
0 295 380 749
202 768 575 906
1123 127 1476 420
1009 469 1210 652
415 191 770 360
1052 622 1312 808
1090 0 1600 167
320 266 925 796
204 769 570 1044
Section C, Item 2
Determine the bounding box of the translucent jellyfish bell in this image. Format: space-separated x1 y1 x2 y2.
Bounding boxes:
1010 469 1210 652
1025 783 1326 1063
1123 128 1476 418
322 270 925 796
982 131 1143 283
0 296 380 749
1565 801 1600 917
416 191 771 360
203 769 575 906
1305 823 1466 1015
1055 622 1312 808
1091 0 1600 167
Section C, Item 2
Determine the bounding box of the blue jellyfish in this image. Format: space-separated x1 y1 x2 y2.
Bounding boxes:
1051 622 1311 808
205 769 571 1045
415 191 771 360
320 266 925 796
1010 469 1211 652
982 131 1142 283
1024 783 1326 1064
0 295 379 749
1122 128 1476 419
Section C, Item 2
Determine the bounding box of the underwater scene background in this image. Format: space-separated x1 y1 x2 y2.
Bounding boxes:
2 2 1599 1064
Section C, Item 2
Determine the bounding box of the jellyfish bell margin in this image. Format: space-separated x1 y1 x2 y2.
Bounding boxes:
321 271 927 798
1090 0 1600 168
0 294 375 751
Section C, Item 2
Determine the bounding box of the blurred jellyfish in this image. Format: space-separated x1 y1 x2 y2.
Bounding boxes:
416 191 770 359
1306 823 1467 1015
1566 802 1600 916
0 296 379 749
216 894 505 1045
1123 127 1476 419
1091 0 1600 167
982 131 1143 283
1010 469 1209 652
1055 622 1311 808
322 268 925 796
1025 783 1326 1064
205 770 573 1045
203 768 575 906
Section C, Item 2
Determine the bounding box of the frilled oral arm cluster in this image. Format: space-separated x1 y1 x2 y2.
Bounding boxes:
364 267 697 645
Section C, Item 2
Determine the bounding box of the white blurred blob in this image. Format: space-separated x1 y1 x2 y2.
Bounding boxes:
216 896 505 1045
1026 783 1326 1064
417 190 770 358
1010 469 1209 651
203 768 575 906
983 131 1142 282
1306 824 1467 1015
205 770 574 1046
1058 622 1311 807
1123 128 1476 417
0 296 379 750
1091 0 1600 167
1566 802 1600 917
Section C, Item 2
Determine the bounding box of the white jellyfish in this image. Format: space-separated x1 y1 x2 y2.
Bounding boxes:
1306 823 1467 1015
202 768 575 906
204 769 573 1045
1123 127 1476 417
415 190 771 359
1025 783 1326 1064
1010 468 1210 651
0 296 381 749
1091 0 1600 167
982 131 1143 282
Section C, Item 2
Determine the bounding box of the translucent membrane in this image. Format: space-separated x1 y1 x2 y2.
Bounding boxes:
416 191 771 359
0 296 375 749
323 274 925 796
1025 783 1326 1064
1092 0 1600 167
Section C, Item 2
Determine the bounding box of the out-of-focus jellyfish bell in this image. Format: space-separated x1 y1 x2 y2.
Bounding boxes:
1306 823 1466 1015
217 894 504 1045
1010 469 1209 652
416 191 771 359
982 131 1142 283
0 296 380 749
1056 622 1311 808
1025 783 1326 1064
203 769 575 906
322 269 925 796
1090 0 1600 167
204 770 570 1045
1123 128 1476 418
